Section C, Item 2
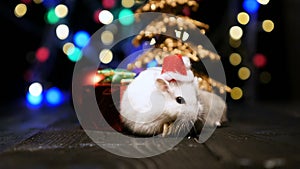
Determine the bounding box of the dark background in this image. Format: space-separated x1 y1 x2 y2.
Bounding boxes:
0 0 299 110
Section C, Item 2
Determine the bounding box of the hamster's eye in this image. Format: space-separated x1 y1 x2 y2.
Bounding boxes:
176 96 186 104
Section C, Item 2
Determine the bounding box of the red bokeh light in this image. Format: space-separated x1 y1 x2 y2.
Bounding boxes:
102 0 116 9
253 53 267 68
35 47 50 63
93 9 101 23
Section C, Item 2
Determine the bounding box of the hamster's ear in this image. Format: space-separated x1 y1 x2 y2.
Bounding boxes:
155 78 169 92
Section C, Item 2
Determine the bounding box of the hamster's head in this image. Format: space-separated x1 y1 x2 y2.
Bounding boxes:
155 77 202 136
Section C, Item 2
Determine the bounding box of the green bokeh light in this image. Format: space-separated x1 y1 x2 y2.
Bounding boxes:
45 8 59 24
67 47 82 62
118 8 134 26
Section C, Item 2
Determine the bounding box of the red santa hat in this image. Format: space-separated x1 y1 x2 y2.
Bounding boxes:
159 54 194 82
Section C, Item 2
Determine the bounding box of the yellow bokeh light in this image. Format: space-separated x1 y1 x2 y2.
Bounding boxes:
257 0 270 5
99 49 113 64
237 12 250 25
238 67 251 80
229 53 242 66
229 38 241 48
229 26 243 40
262 20 274 32
33 0 43 4
14 3 27 18
55 4 68 18
62 42 75 55
230 87 243 100
101 30 114 45
56 24 69 40
122 0 135 8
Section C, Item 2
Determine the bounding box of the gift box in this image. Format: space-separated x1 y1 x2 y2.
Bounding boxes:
94 68 136 132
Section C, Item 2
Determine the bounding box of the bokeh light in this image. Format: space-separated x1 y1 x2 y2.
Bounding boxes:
42 0 60 8
102 0 116 9
26 92 43 106
56 24 69 40
257 0 270 5
119 8 135 26
237 12 250 25
29 82 43 96
21 0 32 4
99 49 113 64
45 87 63 106
230 87 243 100
229 38 241 48
62 42 75 55
262 20 274 32
67 47 82 62
253 53 267 68
93 74 105 84
229 53 242 66
14 3 27 18
73 31 90 48
36 46 50 62
33 0 43 4
93 9 101 23
101 30 114 45
55 4 68 18
243 0 260 14
45 8 60 24
238 67 251 80
229 26 243 40
122 0 135 8
99 10 114 25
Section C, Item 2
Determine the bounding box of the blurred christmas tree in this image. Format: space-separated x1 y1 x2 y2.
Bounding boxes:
125 0 231 94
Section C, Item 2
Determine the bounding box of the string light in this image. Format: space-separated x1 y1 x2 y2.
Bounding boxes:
101 30 114 45
99 10 114 25
29 82 43 96
262 20 274 32
122 0 135 8
14 3 27 18
55 4 68 18
99 49 113 64
56 24 69 40
118 8 135 26
253 53 267 68
237 12 250 25
36 47 50 62
257 0 270 5
238 67 251 80
229 53 242 66
230 87 243 100
229 26 243 40
45 8 60 24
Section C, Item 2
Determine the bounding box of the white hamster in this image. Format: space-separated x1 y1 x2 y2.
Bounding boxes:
120 57 227 137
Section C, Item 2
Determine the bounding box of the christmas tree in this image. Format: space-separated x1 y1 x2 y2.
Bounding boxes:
124 0 231 94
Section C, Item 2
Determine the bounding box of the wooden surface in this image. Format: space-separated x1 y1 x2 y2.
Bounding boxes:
0 101 300 169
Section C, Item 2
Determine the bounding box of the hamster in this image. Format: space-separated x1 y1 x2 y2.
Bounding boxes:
120 56 227 137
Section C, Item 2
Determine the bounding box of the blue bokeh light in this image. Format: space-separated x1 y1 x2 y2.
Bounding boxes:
26 92 43 106
243 0 260 14
45 87 64 106
73 31 90 48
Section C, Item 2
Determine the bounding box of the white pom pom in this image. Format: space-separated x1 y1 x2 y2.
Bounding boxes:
182 56 191 69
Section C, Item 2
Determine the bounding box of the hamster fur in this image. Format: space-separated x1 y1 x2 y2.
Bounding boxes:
120 67 227 137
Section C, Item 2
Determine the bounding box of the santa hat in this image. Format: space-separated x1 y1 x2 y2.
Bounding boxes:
159 54 194 82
